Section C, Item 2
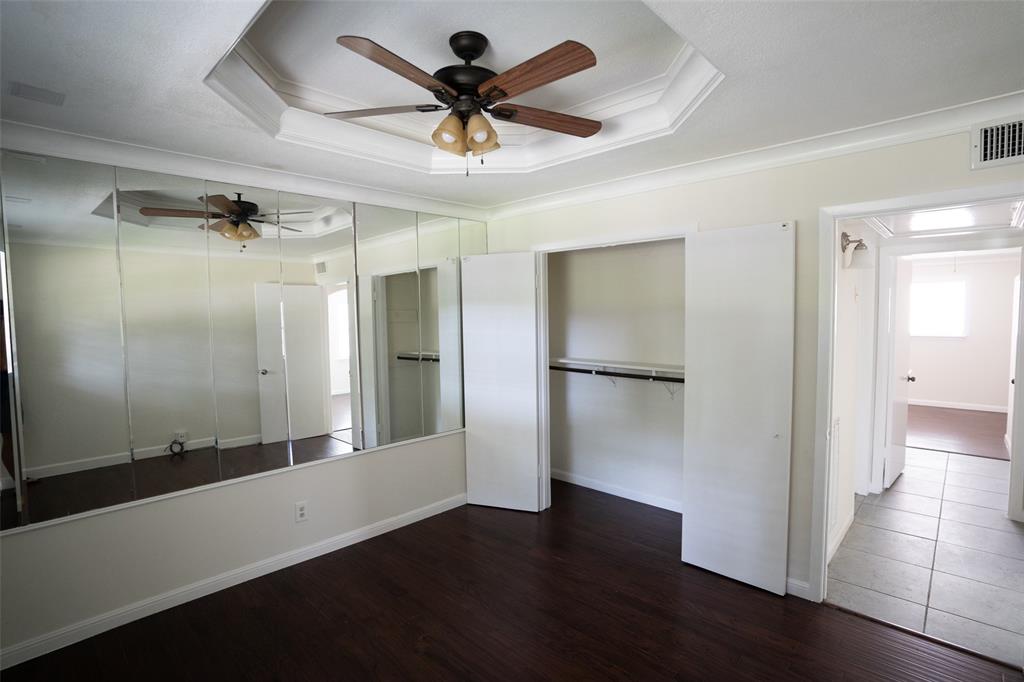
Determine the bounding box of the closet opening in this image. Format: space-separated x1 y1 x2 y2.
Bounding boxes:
545 239 686 514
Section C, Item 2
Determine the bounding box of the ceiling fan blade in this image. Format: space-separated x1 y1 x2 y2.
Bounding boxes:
490 104 601 138
251 218 303 233
139 207 219 219
256 210 316 217
337 36 457 98
478 41 595 102
324 104 446 120
203 194 242 215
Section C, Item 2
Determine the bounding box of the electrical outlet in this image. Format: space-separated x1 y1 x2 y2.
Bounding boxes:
173 430 188 442
294 501 308 523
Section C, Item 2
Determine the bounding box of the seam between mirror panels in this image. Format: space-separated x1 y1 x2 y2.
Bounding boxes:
350 201 364 450
416 211 426 439
112 169 138 502
0 170 29 517
202 182 223 481
274 191 294 465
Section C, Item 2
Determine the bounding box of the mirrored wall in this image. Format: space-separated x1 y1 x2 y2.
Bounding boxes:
0 150 485 529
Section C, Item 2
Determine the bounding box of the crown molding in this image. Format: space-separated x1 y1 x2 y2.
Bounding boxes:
487 91 1024 221
0 120 489 221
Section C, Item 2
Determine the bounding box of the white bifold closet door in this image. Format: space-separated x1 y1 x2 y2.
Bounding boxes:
683 222 795 595
462 252 548 512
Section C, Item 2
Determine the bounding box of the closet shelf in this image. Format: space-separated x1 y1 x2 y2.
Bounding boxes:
549 357 685 384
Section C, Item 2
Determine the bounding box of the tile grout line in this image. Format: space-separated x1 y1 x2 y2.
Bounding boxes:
922 451 949 634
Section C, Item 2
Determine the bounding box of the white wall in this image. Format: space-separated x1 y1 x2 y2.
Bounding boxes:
487 132 1024 587
828 221 877 558
909 253 1020 412
0 431 467 664
547 241 685 510
9 242 316 474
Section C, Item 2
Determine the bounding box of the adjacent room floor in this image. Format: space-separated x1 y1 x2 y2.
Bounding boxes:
7 481 1020 681
907 405 1009 461
827 447 1023 666
9 435 354 528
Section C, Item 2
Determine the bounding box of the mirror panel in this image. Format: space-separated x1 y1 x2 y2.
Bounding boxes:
278 192 358 463
355 205 422 447
204 181 291 480
0 151 478 529
116 168 221 496
417 214 463 436
1 153 133 524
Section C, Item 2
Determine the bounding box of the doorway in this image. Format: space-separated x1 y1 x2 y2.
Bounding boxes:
820 196 1024 667
327 285 353 445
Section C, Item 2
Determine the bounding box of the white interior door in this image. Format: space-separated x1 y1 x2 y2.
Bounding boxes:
682 222 795 595
885 258 912 488
463 252 545 511
282 284 330 441
1007 275 1019 451
254 283 288 444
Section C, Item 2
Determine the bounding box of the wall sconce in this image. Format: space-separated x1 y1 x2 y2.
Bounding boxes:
840 231 869 269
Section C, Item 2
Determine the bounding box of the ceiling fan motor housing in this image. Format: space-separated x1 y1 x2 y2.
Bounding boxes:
432 31 497 118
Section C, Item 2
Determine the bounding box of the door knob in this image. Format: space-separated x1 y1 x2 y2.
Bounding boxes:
259 369 269 375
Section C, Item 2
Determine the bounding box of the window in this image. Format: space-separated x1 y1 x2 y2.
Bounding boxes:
910 280 967 337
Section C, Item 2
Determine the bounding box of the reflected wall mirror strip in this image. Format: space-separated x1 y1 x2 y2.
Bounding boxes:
0 150 485 529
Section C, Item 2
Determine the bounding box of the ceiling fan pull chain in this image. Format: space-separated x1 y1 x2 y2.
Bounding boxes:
465 152 469 177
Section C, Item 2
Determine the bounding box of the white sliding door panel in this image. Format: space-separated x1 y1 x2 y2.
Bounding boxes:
254 283 288 444
463 252 543 512
885 259 912 488
683 222 795 595
282 285 331 441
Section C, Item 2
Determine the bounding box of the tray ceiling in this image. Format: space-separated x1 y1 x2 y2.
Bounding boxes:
213 0 723 173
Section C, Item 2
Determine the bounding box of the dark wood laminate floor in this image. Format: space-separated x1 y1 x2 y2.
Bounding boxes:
4 435 355 529
6 481 1020 681
907 405 1010 460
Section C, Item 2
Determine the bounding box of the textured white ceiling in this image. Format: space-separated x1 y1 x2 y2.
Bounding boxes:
1 1 1022 209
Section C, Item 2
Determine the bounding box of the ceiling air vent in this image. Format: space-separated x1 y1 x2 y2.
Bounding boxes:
971 118 1023 169
8 81 65 107
315 261 327 275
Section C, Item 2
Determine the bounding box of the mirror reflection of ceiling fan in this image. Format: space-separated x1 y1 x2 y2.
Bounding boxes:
138 193 310 242
327 31 602 157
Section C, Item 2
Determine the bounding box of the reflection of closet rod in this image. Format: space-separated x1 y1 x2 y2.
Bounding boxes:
549 365 685 384
396 352 440 363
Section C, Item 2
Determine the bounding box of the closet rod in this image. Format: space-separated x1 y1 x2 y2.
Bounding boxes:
549 365 685 384
396 353 441 363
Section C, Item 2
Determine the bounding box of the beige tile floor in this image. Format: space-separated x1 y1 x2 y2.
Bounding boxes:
826 447 1024 667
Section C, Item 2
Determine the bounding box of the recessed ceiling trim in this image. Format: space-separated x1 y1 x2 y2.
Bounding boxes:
209 36 724 175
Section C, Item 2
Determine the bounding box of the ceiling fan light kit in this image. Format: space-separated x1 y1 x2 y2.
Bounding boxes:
330 31 602 161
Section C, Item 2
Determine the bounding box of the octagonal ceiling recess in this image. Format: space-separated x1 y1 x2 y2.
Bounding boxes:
206 1 722 175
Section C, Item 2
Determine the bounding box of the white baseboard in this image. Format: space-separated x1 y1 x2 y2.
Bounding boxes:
786 577 817 602
133 437 217 461
24 451 131 479
23 435 262 478
0 492 467 669
218 434 262 450
827 509 855 564
908 399 1007 413
551 468 682 513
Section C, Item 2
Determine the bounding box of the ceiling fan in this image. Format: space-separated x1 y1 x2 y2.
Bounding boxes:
326 31 602 157
138 193 308 242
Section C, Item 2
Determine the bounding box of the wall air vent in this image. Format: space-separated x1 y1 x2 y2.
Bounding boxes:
315 261 327 275
971 118 1023 169
8 81 65 107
